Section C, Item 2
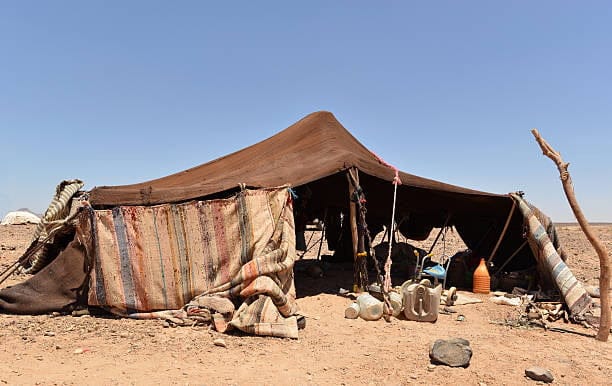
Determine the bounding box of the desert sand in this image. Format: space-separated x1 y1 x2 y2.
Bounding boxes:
0 223 610 385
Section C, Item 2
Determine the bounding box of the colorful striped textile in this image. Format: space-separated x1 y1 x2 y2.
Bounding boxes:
510 194 592 316
77 186 298 338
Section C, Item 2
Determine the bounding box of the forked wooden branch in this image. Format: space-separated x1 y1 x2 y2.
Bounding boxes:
531 129 610 342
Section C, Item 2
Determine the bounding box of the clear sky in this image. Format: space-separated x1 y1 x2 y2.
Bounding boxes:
1 1 610 222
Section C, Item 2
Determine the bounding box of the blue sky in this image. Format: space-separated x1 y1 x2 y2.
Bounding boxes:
1 1 610 222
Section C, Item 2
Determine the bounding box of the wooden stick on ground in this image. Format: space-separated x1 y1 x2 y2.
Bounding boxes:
531 129 610 342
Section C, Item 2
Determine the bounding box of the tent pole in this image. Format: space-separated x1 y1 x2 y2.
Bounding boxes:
347 168 367 292
427 212 452 254
487 200 516 264
316 207 328 260
493 240 528 277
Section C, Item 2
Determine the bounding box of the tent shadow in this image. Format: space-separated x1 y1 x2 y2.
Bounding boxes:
294 258 355 298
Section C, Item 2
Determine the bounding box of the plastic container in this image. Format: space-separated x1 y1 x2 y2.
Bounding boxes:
356 293 384 321
388 291 403 317
402 282 442 322
473 258 491 294
345 302 360 319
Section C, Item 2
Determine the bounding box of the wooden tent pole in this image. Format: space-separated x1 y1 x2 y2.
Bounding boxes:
347 168 367 292
532 129 610 342
493 240 528 277
315 207 327 261
428 212 452 254
487 200 516 264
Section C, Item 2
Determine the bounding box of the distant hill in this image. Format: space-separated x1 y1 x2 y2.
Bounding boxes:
554 222 612 226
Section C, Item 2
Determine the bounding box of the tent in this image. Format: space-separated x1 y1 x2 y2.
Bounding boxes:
0 111 591 335
1 210 41 225
89 111 533 271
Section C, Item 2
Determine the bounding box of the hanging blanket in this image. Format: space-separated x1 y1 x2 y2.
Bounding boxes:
510 193 591 316
77 186 299 338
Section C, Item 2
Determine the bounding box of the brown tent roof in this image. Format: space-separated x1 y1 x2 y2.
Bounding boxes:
90 111 502 206
89 111 533 271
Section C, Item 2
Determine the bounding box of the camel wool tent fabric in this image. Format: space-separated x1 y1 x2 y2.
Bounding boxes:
0 111 592 323
90 111 533 272
86 110 591 315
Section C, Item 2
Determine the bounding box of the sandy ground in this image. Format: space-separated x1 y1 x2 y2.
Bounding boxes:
0 223 610 385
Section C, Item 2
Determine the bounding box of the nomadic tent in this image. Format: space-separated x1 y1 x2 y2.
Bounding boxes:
86 111 558 275
0 111 591 336
1 210 41 225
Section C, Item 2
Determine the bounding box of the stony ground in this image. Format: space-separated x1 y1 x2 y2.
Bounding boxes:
0 223 610 385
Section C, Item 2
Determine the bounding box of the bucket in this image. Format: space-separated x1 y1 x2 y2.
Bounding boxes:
472 258 491 294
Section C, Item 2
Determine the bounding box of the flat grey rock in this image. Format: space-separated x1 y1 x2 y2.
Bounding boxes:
429 338 472 367
525 366 554 383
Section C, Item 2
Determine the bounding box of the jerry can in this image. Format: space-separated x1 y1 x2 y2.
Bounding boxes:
402 282 442 322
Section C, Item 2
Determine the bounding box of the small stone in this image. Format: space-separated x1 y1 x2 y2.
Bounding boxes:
427 364 436 372
527 312 541 320
43 331 55 337
73 348 84 354
525 366 554 383
429 338 472 367
162 321 170 328
456 315 465 322
71 309 90 317
213 338 227 348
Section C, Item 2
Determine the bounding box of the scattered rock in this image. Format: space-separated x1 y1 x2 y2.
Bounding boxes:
584 285 600 298
427 364 436 372
456 315 465 322
429 338 472 368
43 331 55 337
213 338 227 348
527 312 541 320
525 366 554 383
71 309 90 317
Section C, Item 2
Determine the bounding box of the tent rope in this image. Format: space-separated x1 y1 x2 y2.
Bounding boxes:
371 151 403 185
383 179 400 293
21 179 84 274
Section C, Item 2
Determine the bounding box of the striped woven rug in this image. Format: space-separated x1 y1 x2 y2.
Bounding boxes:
76 186 298 337
511 194 592 316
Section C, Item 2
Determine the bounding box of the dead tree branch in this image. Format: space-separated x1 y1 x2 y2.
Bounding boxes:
531 129 610 342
